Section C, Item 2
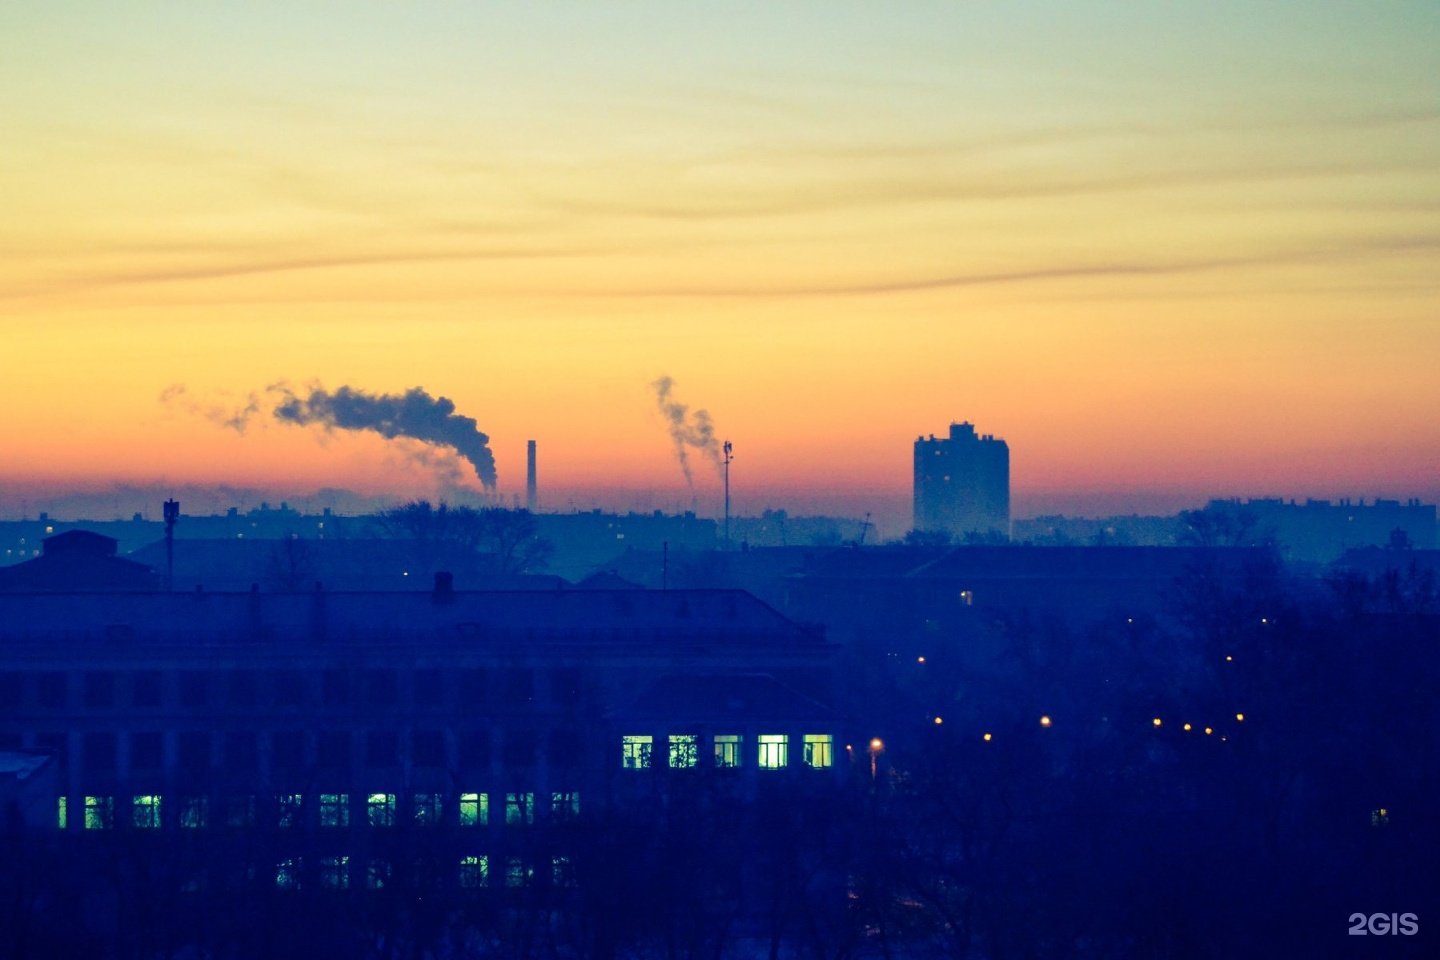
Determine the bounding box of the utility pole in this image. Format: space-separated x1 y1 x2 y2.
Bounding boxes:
722 440 733 550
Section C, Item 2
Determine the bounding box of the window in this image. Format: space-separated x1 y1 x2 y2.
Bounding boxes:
132 795 162 829
227 671 258 707
505 669 534 706
131 731 164 770
322 671 349 707
38 672 66 708
179 796 208 828
225 733 258 772
504 730 537 769
413 793 443 827
366 731 399 767
505 792 534 826
458 669 486 704
459 792 488 827
277 794 304 828
179 672 208 707
0 671 18 709
226 795 256 829
550 667 581 706
367 859 391 890
758 735 789 769
668 735 698 768
84 732 117 772
319 793 350 828
368 793 396 827
413 669 444 706
57 796 67 830
272 731 305 770
551 792 579 821
83 671 115 708
132 671 163 707
84 796 114 830
622 735 652 770
179 732 210 771
505 857 531 888
412 730 445 767
803 735 834 769
552 855 576 888
273 671 306 707
459 855 488 889
317 731 350 770
549 727 582 769
365 670 398 706
276 858 300 890
714 735 742 768
320 856 349 890
458 731 490 769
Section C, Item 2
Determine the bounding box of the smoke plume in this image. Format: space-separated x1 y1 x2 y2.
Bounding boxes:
652 376 721 487
164 381 497 490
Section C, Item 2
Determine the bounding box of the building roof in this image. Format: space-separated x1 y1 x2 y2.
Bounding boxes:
609 673 842 724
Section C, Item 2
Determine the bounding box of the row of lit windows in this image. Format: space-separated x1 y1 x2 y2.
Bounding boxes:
620 734 833 770
0 666 584 711
272 855 574 891
57 792 579 831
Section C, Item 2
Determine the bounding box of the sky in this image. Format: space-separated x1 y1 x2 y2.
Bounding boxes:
2 2 1437 534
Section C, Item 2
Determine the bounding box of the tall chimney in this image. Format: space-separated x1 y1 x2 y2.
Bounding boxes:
526 440 538 513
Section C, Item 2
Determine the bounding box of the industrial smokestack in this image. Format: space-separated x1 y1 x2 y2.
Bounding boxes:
526 440 538 512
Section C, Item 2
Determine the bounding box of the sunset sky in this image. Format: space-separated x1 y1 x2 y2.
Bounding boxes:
2 2 1437 533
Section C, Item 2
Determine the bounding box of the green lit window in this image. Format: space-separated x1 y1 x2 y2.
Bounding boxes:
551 791 579 821
179 796 208 828
505 792 533 826
505 857 530 888
319 793 349 828
57 797 67 830
622 735 652 769
758 735 788 769
227 795 255 829
713 735 742 768
277 794 304 828
276 858 300 890
320 856 349 890
459 792 488 827
668 735 698 768
552 855 576 887
459 855 488 889
367 793 396 827
413 793 443 827
803 735 833 768
132 795 161 829
367 859 390 890
84 796 114 830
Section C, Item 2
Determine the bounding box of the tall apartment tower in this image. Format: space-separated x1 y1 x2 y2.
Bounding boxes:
913 422 1010 538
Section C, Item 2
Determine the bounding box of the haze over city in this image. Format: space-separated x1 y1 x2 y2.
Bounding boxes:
2 2 1438 530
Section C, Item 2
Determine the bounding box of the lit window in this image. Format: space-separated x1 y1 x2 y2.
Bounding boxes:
758 735 788 769
320 793 349 828
179 796 208 829
367 859 391 890
227 795 256 829
320 856 349 890
551 791 579 821
505 792 534 826
459 792 488 827
668 735 698 768
505 857 531 887
57 797 67 830
552 855 576 887
277 794 304 828
803 735 833 769
713 735 742 768
413 793 444 827
459 855 488 889
276 858 300 890
84 796 114 830
622 735 652 769
367 793 396 827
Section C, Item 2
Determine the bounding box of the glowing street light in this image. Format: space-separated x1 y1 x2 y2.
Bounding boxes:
868 738 884 779
982 733 992 742
1235 713 1245 722
933 717 943 725
1183 723 1192 731
1039 716 1052 727
1152 718 1162 727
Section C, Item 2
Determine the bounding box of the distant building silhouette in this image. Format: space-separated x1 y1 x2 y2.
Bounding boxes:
913 422 1010 538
